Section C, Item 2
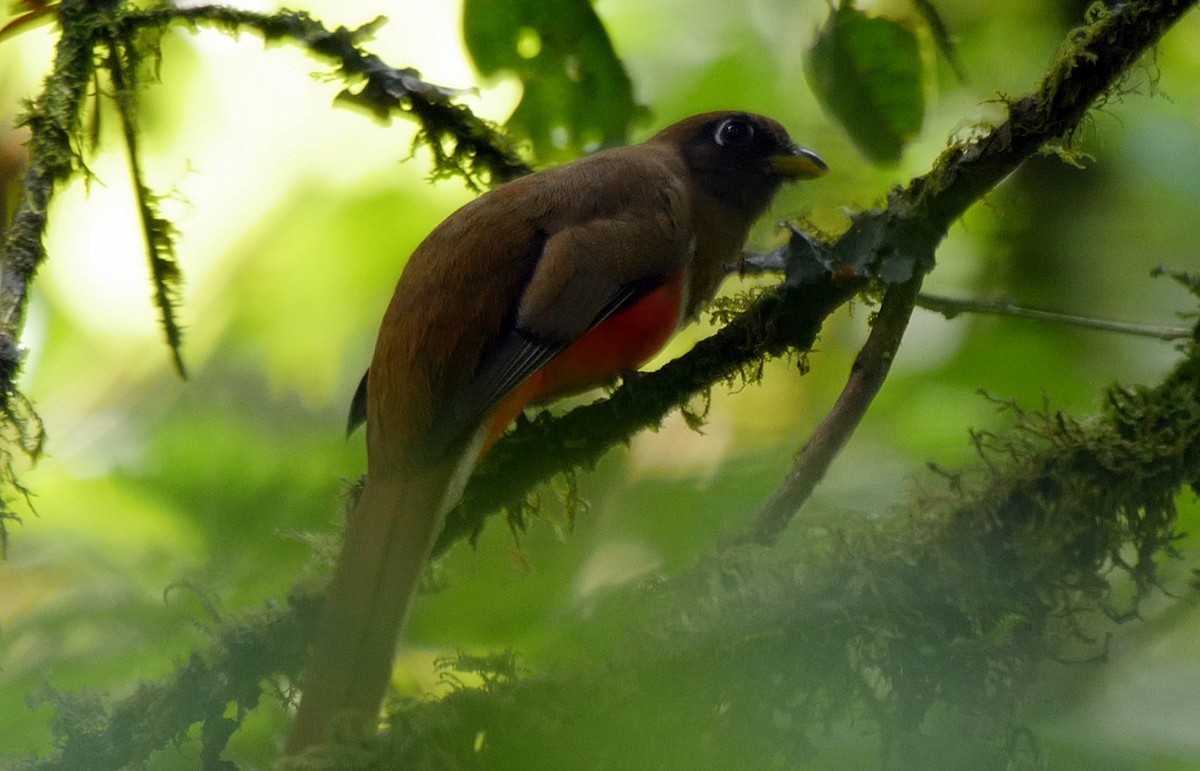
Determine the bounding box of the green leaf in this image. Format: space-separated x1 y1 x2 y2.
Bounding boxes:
462 0 643 162
805 4 927 165
911 0 965 82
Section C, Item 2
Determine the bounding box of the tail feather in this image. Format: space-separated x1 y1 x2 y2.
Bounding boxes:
286 463 456 752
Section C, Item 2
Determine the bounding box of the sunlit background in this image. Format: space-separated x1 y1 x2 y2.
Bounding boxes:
1 0 1199 766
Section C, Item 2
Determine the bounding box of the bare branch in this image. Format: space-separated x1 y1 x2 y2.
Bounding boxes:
745 276 923 546
917 292 1193 341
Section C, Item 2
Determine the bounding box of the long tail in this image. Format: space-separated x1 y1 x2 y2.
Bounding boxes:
285 462 456 753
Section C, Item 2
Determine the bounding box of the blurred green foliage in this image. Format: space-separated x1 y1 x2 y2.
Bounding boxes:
462 0 643 161
1 0 1199 769
806 3 928 165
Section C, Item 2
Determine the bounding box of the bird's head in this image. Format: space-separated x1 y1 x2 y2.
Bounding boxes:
652 111 827 214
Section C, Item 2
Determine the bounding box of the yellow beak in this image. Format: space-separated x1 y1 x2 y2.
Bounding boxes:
770 147 828 180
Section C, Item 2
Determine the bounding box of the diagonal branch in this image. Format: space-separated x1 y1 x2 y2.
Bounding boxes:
733 0 1199 542
745 275 923 546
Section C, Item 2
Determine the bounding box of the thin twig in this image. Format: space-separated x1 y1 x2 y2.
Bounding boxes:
917 292 1192 341
735 256 1194 343
744 276 924 546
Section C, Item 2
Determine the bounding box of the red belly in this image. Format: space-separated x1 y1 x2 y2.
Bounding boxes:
483 272 684 452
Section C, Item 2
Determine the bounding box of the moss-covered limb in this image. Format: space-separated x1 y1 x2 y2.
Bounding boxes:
0 0 108 541
2 3 527 394
20 597 316 771
437 278 852 552
2 1 526 415
908 0 1196 233
0 2 95 358
33 335 1197 769
0 1 102 390
121 5 531 187
303 341 1200 770
439 0 1197 553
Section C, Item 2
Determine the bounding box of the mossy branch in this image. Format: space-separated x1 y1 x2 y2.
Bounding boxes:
0 0 99 547
121 5 531 187
365 340 1199 768
2 1 527 409
19 602 313 771
27 300 1199 770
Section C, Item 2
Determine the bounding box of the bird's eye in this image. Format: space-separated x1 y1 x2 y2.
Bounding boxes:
714 118 755 148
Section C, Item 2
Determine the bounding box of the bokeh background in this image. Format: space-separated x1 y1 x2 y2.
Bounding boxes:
1 0 1198 767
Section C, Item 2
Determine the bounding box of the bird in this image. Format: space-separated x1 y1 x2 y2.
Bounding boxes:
285 111 826 753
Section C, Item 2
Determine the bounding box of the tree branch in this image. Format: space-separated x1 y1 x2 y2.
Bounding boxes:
367 333 1199 767
917 291 1194 341
745 275 923 546
0 0 101 539
121 6 532 186
33 287 1200 771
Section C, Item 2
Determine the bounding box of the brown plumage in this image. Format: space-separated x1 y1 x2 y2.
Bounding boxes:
286 111 826 753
